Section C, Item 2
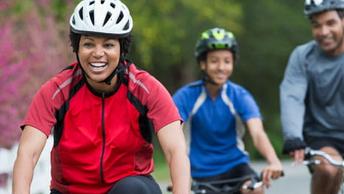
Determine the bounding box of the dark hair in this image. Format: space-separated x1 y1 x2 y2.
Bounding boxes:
337 9 344 18
197 52 207 64
69 29 132 57
196 49 238 65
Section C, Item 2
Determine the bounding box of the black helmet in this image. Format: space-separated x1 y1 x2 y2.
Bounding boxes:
304 0 344 16
195 27 238 63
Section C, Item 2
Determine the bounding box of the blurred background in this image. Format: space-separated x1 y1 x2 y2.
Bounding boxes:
0 0 311 193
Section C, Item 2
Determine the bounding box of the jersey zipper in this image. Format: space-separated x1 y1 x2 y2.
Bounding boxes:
99 92 106 183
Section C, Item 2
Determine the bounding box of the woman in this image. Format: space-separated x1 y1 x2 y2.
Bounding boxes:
12 0 190 194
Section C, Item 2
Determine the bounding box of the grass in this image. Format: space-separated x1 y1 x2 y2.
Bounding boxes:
153 162 170 181
152 148 170 181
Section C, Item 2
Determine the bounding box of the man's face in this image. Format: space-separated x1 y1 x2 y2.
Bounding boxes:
311 10 344 55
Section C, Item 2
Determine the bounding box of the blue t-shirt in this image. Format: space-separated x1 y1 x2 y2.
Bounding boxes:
173 80 261 178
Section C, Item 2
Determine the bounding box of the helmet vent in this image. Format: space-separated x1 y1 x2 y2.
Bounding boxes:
116 11 124 24
123 21 129 30
89 10 95 25
195 27 238 61
70 0 133 36
103 12 112 26
79 7 83 20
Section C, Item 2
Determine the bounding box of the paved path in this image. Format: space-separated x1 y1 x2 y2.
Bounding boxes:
0 153 310 194
159 160 311 194
250 160 310 194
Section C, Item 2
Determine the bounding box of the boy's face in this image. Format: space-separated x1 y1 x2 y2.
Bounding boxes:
311 10 344 55
200 49 234 86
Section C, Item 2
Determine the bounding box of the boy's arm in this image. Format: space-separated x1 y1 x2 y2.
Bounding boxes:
246 118 283 187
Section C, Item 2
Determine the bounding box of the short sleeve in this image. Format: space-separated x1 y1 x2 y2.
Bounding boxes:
173 87 191 122
21 80 58 136
144 77 181 132
234 87 261 122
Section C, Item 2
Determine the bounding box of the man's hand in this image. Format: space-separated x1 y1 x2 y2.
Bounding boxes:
282 138 306 155
289 149 305 163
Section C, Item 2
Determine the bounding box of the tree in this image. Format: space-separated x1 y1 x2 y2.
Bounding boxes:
237 0 310 157
0 0 72 148
0 23 28 148
125 0 243 91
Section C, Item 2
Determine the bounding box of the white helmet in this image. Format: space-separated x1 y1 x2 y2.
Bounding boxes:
304 0 344 16
70 0 133 37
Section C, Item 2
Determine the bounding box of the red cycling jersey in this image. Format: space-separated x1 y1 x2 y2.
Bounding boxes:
22 62 180 194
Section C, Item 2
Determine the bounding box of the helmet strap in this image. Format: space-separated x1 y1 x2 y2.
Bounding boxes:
102 66 120 85
76 54 90 79
102 54 127 85
202 73 218 86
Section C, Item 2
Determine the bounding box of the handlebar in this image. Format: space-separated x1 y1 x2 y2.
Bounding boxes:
167 175 262 193
242 179 263 190
304 148 344 168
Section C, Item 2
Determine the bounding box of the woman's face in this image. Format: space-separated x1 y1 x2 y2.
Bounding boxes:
78 35 121 84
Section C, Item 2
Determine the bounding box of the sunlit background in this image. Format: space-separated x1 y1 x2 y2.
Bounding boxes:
0 0 310 193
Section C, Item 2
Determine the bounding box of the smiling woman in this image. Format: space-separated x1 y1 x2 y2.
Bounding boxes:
12 0 190 194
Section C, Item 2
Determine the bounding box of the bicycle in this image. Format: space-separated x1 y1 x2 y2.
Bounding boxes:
166 174 263 194
303 147 344 194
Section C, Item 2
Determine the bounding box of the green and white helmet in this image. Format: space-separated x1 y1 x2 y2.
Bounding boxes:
304 0 344 16
70 0 133 37
195 27 238 62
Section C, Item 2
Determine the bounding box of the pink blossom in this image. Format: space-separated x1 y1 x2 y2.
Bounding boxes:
0 1 72 148
0 2 10 11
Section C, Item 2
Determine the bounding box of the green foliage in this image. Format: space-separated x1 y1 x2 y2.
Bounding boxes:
152 142 169 181
3 0 314 158
234 0 311 157
9 0 32 14
124 0 243 91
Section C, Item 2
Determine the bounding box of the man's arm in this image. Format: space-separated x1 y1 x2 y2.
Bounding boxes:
280 46 308 156
12 126 47 194
157 121 190 194
280 47 308 139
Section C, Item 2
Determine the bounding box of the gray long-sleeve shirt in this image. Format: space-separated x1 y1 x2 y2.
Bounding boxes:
280 40 344 142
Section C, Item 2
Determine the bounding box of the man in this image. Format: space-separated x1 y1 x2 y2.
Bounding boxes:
280 0 344 194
